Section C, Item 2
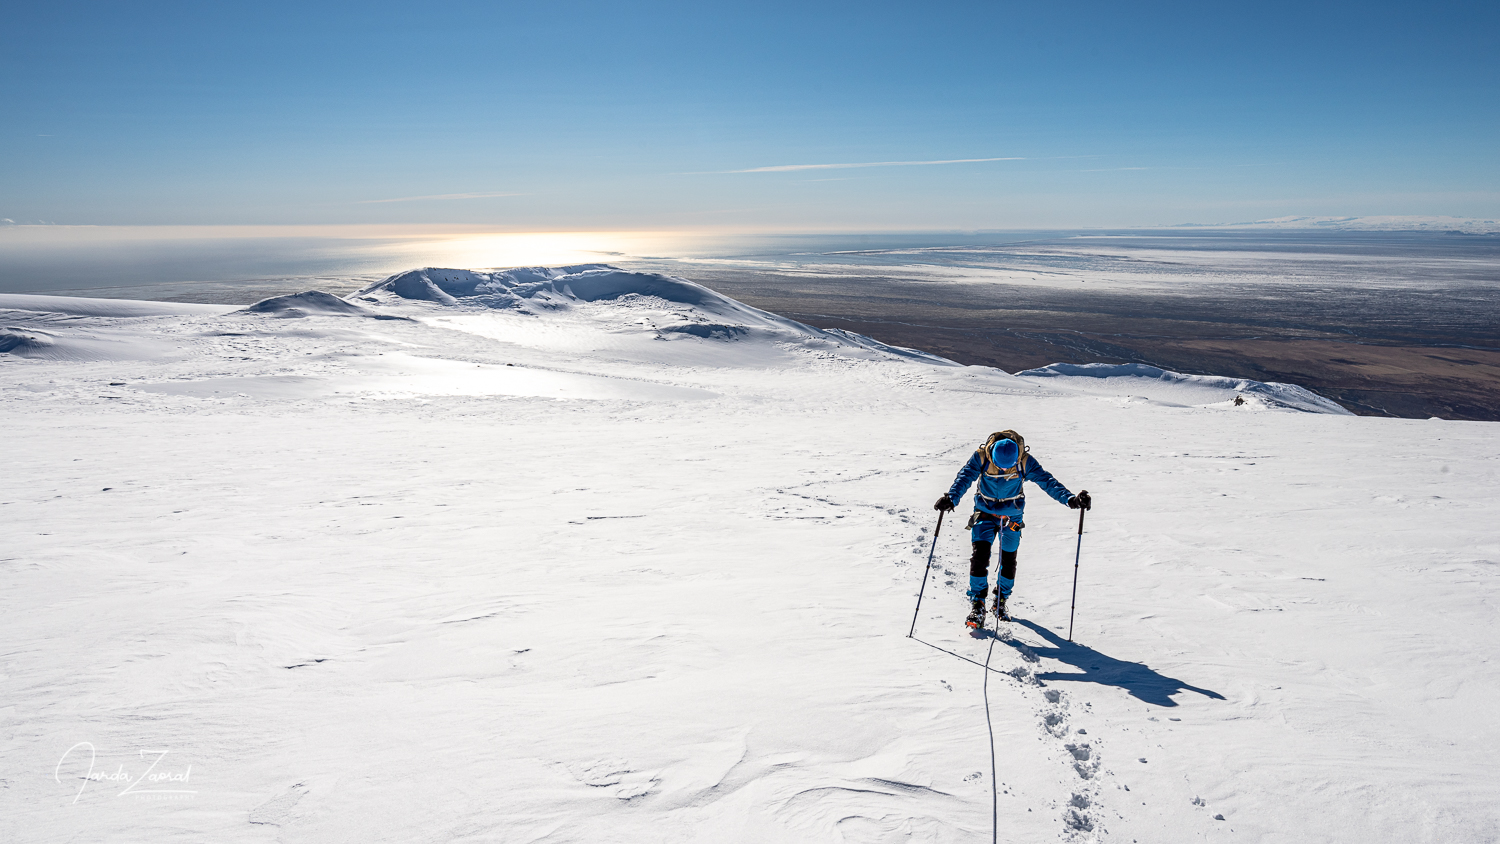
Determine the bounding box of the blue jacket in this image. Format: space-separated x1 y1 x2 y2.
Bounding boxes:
947 450 1074 517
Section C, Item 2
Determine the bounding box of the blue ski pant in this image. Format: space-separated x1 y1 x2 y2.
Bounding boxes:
968 515 1022 602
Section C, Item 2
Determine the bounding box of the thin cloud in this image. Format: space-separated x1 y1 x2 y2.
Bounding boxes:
708 156 1025 174
359 191 523 204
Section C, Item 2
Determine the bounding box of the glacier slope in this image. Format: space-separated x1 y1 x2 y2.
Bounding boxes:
1 270 1497 844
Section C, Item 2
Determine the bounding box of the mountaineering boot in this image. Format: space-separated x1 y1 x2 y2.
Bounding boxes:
965 599 986 630
994 592 1011 622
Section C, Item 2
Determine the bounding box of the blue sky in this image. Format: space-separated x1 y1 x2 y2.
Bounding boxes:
3 0 1496 229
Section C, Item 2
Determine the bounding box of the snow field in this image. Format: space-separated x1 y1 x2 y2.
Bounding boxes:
2 271 1498 843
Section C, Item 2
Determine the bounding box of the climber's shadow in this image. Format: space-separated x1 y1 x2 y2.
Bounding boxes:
1003 619 1225 707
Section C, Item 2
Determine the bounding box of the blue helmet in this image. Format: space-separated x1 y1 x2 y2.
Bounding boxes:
990 438 1020 468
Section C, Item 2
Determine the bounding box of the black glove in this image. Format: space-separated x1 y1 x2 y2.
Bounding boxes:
934 494 955 512
1067 491 1092 510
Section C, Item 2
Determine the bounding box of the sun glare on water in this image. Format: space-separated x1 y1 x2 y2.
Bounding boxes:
374 231 683 270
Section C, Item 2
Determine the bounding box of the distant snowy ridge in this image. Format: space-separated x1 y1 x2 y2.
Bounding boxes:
1016 362 1353 414
353 265 958 364
0 293 230 317
0 277 1354 415
1171 215 1500 234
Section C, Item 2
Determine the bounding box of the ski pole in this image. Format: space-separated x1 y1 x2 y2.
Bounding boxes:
1067 493 1088 642
907 509 945 638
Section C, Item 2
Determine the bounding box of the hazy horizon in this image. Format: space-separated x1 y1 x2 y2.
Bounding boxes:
4 223 1495 298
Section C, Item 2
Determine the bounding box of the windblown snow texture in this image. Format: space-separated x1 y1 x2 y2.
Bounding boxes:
1 270 1495 844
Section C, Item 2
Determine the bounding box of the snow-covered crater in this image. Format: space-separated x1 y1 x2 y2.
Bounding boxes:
352 265 954 363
